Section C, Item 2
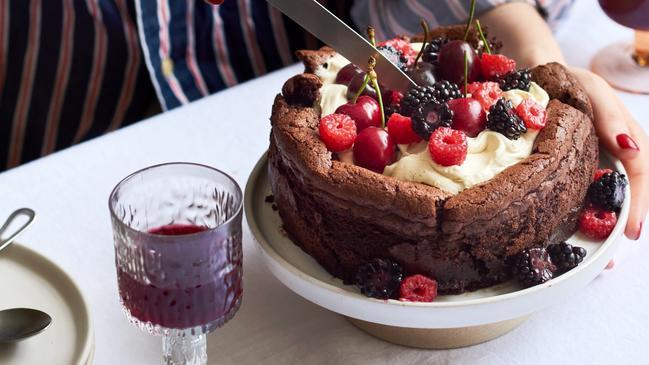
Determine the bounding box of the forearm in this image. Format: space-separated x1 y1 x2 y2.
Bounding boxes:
478 2 565 67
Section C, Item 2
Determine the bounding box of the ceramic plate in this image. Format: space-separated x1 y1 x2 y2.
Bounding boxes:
245 152 629 328
0 243 94 364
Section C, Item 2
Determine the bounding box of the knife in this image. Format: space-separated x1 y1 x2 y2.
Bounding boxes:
266 0 416 91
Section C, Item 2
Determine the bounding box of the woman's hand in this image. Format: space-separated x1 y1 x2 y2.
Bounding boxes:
569 67 648 240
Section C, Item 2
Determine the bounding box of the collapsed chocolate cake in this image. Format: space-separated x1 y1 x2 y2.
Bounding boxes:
267 25 598 295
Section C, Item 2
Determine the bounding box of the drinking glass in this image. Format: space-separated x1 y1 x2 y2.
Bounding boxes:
592 0 649 94
109 163 243 365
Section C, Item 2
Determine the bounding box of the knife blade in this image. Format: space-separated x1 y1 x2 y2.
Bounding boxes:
266 0 416 91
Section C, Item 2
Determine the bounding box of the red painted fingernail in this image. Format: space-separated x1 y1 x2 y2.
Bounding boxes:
616 134 640 151
635 222 643 240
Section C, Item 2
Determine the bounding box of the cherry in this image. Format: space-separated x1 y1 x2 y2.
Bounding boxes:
353 127 396 173
335 96 381 132
203 0 224 4
437 40 480 87
447 98 486 137
406 62 436 87
346 72 378 100
335 63 363 85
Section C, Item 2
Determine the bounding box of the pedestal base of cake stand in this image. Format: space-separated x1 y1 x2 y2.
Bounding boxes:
346 315 529 349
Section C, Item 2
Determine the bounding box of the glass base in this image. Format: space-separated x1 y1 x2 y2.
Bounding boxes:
591 42 649 94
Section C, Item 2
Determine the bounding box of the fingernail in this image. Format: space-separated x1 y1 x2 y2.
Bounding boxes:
605 260 615 270
635 222 643 240
616 134 640 151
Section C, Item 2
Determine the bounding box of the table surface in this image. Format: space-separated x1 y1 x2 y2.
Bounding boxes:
1 2 648 364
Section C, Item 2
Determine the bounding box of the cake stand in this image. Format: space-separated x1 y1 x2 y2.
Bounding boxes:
245 152 630 349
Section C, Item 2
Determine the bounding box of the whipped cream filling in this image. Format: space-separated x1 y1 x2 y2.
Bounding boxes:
312 45 550 194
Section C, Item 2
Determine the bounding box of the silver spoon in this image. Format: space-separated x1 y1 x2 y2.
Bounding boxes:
0 208 52 343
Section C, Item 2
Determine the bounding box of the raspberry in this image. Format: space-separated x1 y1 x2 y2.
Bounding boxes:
594 169 613 181
487 98 527 140
399 274 438 302
318 114 357 152
480 53 516 80
547 242 587 273
578 207 617 240
388 90 404 105
354 258 404 299
587 171 627 212
428 127 468 166
499 69 532 91
378 38 417 65
516 98 547 130
512 247 556 287
467 82 502 111
387 113 421 144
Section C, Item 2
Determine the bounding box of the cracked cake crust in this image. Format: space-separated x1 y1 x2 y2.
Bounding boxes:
268 26 598 294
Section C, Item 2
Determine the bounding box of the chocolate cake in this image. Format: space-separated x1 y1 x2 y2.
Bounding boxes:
267 26 598 294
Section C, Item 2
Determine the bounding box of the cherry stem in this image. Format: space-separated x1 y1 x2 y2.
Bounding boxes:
475 19 491 54
463 0 477 41
463 51 469 97
414 19 429 67
352 74 370 104
367 27 376 47
365 57 385 128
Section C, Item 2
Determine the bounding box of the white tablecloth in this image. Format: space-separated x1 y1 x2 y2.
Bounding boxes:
1 2 648 364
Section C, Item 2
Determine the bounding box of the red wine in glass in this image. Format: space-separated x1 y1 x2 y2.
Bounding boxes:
592 0 649 94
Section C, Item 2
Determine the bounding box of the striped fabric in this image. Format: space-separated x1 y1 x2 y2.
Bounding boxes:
351 0 576 40
0 0 573 171
0 0 155 169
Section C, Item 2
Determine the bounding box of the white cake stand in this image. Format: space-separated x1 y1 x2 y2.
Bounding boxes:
245 152 629 348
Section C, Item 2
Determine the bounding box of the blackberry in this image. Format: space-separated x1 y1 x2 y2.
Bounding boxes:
400 85 437 116
400 82 460 117
421 37 449 64
487 98 527 140
499 68 532 91
411 102 453 140
377 45 408 71
354 258 404 299
587 171 627 212
512 247 557 287
547 242 587 272
385 103 401 119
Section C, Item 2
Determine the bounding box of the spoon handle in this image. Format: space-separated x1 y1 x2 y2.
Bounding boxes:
0 208 36 252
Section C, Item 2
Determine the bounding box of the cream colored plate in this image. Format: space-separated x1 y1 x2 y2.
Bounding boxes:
0 243 94 365
245 151 629 329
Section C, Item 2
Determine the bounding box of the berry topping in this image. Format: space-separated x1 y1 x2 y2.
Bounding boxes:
547 242 587 273
437 40 481 87
399 274 438 302
467 81 503 111
400 85 437 116
384 90 404 119
515 98 547 130
447 97 487 137
479 53 516 80
318 114 357 152
430 80 462 103
421 37 449 64
499 68 532 91
378 38 417 65
512 247 557 287
579 207 617 240
335 95 381 132
354 258 404 299
428 127 468 166
406 62 437 87
487 98 527 140
335 63 363 85
411 102 454 140
587 171 627 212
353 127 396 172
387 113 421 144
594 168 613 181
377 45 408 71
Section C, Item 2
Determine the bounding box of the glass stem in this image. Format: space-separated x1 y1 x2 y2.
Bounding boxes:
162 333 207 365
633 30 649 67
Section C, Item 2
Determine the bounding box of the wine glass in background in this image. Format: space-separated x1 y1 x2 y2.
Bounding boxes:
109 163 243 365
592 0 649 94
